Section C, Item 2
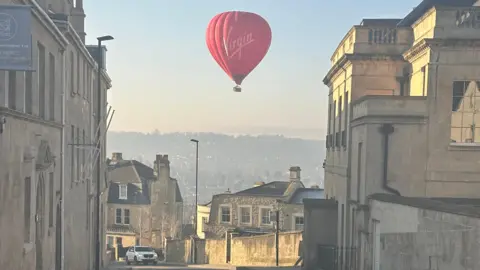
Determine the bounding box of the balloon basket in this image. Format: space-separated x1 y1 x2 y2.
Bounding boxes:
233 85 242 92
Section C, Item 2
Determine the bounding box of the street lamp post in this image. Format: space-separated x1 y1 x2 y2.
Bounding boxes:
95 35 114 270
190 139 199 236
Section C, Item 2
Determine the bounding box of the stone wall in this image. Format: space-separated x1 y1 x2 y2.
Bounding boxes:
166 232 301 266
231 232 302 266
165 239 191 263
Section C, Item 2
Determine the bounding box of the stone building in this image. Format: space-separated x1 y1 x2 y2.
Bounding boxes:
106 153 183 252
0 1 112 270
203 166 324 238
318 0 480 269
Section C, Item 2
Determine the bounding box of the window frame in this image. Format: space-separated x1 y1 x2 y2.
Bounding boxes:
450 80 480 146
292 213 304 231
119 184 128 200
115 208 122 224
123 209 130 225
259 206 273 226
218 204 232 224
238 205 252 225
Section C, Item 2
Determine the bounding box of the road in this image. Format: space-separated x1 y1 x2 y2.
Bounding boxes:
106 261 233 270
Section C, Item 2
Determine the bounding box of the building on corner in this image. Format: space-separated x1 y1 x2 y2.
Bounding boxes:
0 1 112 270
106 153 183 255
312 0 480 270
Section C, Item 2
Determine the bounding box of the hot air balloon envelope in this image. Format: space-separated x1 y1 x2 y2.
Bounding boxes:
206 11 272 92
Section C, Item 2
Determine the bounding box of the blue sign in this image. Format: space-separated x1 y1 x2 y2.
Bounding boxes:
0 5 32 71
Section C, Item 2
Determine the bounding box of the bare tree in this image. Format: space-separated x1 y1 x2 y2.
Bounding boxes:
161 212 181 240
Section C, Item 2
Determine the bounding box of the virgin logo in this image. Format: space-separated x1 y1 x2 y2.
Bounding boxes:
224 29 255 60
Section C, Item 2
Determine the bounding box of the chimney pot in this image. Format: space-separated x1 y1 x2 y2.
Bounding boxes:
254 181 265 187
289 166 301 181
112 152 123 161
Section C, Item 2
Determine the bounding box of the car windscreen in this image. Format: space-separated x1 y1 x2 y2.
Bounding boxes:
135 247 153 252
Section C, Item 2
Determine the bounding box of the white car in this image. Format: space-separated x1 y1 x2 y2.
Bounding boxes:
125 246 158 265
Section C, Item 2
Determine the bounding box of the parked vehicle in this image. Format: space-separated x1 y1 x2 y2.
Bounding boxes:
125 246 158 265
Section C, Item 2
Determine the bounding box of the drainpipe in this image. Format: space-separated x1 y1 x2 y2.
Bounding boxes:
60 47 66 270
378 124 401 196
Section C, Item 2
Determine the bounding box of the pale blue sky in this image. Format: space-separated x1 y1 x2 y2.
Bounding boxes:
84 0 420 139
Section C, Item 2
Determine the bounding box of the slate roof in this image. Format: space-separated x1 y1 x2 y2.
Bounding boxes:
360 19 402 27
370 193 480 219
397 0 476 27
287 188 325 204
108 182 150 205
173 180 183 203
235 181 291 197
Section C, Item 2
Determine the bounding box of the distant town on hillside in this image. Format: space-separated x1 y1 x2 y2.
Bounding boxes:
107 131 325 208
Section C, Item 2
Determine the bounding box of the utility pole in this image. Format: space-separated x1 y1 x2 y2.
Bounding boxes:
95 35 113 270
190 139 199 235
275 209 279 266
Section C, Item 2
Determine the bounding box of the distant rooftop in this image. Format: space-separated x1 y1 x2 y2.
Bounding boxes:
360 19 402 27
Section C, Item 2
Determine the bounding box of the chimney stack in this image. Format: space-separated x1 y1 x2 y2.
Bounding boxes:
289 166 301 182
111 152 123 161
253 181 265 187
70 0 86 43
155 154 170 178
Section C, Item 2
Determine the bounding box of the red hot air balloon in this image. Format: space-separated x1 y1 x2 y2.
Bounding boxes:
206 11 272 92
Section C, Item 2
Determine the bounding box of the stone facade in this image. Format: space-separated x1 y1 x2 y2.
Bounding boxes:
204 169 323 238
321 1 480 270
0 1 112 270
106 154 184 250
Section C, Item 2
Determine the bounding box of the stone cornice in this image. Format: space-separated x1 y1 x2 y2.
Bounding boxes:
0 107 62 129
24 0 68 48
404 38 480 62
323 53 404 86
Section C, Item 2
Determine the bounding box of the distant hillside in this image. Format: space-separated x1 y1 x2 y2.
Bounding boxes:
107 131 325 205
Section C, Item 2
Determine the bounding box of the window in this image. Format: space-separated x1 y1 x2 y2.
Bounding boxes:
115 208 122 224
70 125 75 184
82 129 86 175
76 127 80 181
260 208 271 225
119 184 127 200
38 42 46 119
239 206 251 224
25 71 33 114
70 51 75 94
220 205 231 223
49 172 54 227
49 53 55 121
77 52 80 95
451 81 480 143
24 177 31 243
8 71 16 110
294 215 304 231
107 236 114 247
124 209 130 225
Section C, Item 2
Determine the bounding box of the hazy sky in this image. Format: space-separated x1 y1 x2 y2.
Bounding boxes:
83 0 420 139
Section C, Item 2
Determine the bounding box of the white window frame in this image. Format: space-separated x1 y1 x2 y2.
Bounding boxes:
450 80 480 146
238 205 252 225
115 208 123 224
123 209 130 225
292 213 304 231
218 204 232 224
259 206 273 226
119 184 127 200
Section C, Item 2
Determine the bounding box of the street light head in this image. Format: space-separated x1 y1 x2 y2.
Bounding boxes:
97 35 114 42
190 139 199 143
